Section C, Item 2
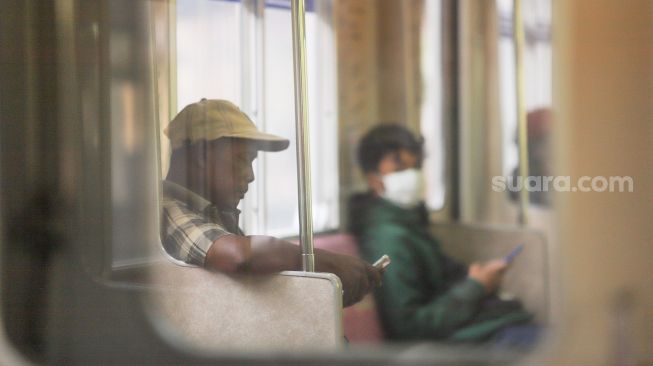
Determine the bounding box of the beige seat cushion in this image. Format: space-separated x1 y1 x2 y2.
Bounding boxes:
144 262 344 352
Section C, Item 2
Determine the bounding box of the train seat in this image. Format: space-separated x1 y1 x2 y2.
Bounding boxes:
145 260 345 352
430 223 550 323
314 224 550 344
143 224 548 351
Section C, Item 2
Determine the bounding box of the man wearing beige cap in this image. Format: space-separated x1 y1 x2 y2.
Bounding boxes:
161 99 381 306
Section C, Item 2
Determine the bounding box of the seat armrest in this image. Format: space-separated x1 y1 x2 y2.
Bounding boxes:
144 262 344 352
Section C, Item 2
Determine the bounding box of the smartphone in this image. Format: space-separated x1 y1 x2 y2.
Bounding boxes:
504 244 524 264
373 254 391 271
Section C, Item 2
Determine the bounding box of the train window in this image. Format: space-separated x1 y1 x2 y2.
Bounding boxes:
176 0 243 108
497 0 552 207
419 0 446 211
498 0 519 182
9 0 653 362
170 0 338 238
10 0 551 360
260 0 339 236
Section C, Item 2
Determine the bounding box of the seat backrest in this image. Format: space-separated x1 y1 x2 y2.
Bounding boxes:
430 223 550 323
145 261 344 352
314 233 385 343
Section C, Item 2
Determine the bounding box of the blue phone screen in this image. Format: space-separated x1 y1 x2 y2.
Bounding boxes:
504 244 524 263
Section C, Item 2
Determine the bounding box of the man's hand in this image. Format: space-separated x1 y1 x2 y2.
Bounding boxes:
315 250 383 307
468 259 508 294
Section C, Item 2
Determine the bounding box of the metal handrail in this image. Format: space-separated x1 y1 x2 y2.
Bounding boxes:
514 0 530 225
291 0 315 272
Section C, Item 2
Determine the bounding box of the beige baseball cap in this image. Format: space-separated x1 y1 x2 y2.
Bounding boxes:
164 99 290 152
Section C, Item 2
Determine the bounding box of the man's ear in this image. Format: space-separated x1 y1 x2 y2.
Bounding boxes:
366 172 384 196
189 140 208 168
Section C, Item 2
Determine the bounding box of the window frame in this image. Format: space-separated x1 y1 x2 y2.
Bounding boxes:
170 0 339 238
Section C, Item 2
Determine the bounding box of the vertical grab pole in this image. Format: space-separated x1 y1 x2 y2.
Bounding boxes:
514 0 530 225
291 0 315 272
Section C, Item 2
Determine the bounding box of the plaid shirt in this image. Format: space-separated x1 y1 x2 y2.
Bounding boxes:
161 180 242 266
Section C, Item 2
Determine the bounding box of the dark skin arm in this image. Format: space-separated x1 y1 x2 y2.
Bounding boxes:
205 235 382 306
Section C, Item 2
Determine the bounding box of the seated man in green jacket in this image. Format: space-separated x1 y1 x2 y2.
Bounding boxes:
349 124 536 345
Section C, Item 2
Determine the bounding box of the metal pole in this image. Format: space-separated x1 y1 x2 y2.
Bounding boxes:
514 0 530 225
291 0 315 272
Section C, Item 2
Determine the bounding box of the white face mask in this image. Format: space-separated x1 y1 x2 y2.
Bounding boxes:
381 168 425 209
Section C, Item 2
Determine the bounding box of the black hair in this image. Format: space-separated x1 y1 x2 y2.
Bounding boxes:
357 124 423 174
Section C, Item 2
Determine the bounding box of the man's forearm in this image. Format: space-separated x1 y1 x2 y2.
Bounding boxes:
205 234 300 273
204 234 379 306
205 234 344 274
241 235 303 273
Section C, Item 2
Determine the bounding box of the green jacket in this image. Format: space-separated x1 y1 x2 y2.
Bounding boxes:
349 194 532 342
